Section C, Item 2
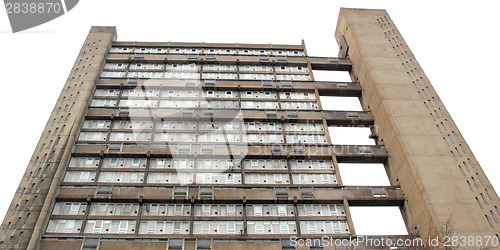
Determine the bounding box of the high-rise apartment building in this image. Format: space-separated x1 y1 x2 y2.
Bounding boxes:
1 8 499 250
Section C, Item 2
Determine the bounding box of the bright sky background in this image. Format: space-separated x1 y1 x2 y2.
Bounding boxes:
0 0 499 236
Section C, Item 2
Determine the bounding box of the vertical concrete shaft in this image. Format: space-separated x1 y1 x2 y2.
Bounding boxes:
335 8 500 239
2 27 117 250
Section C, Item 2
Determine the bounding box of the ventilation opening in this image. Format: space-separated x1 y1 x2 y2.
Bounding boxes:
313 70 352 82
338 163 390 186
328 126 375 145
350 206 408 235
320 96 363 111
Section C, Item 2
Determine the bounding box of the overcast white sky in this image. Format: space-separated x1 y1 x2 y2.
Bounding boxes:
0 0 499 235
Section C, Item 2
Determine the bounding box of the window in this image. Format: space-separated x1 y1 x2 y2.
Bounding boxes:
105 173 113 182
308 221 316 234
305 205 313 216
249 134 257 142
252 174 259 184
85 158 94 166
93 220 103 233
254 205 263 216
467 181 473 191
313 135 320 143
311 124 318 131
255 221 264 234
149 204 158 215
270 134 277 143
319 161 326 170
97 204 107 215
275 174 283 184
333 221 341 233
174 221 182 234
69 203 80 215
64 220 75 233
203 160 211 168
481 193 488 205
92 133 102 141
179 160 187 168
153 173 162 183
156 159 164 167
16 232 23 245
298 160 304 169
227 174 234 184
118 221 128 233
251 160 258 168
472 177 479 187
202 173 211 184
491 211 498 223
202 221 209 234
202 205 210 216
268 123 275 131
205 134 212 142
322 174 330 184
147 221 156 234
300 174 307 184
337 82 348 88
132 159 140 167
227 205 235 216
116 133 124 141
129 173 138 183
329 205 338 216
97 120 105 128
80 172 90 182
280 221 289 233
476 173 483 183
278 205 286 216
175 205 183 215
248 123 256 130
486 189 494 201
227 221 235 234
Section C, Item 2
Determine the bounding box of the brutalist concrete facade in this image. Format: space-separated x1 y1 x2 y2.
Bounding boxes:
0 8 498 250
